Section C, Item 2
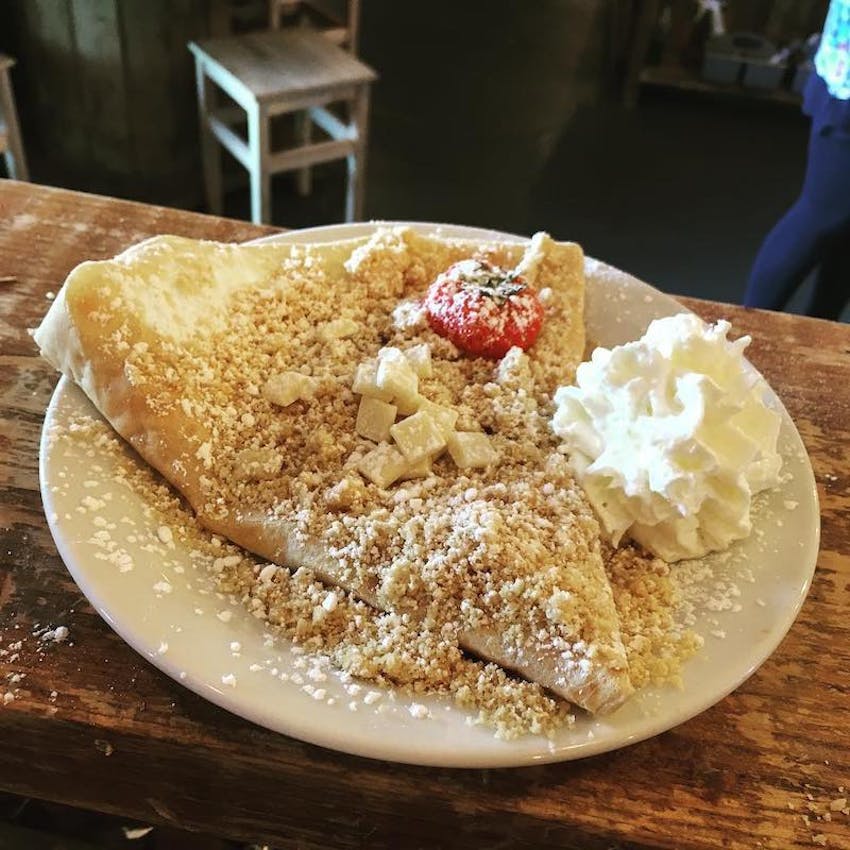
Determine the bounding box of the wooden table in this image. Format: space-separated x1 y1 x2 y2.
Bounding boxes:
1 179 848 850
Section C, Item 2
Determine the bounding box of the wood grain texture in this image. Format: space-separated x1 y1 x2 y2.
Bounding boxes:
0 179 848 850
191 29 376 102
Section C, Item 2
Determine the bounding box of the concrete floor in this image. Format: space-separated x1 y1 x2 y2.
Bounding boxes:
227 87 812 313
528 91 810 307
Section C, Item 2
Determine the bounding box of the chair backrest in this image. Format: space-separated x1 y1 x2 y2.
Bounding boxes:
268 0 361 54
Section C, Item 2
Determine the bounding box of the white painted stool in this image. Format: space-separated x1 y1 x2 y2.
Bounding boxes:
188 29 377 224
0 55 29 182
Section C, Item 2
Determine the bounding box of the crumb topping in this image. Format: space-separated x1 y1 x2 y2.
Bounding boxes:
53 411 701 738
60 228 702 734
57 413 572 738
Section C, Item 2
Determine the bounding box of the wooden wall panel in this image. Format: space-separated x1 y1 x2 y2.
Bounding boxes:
4 0 212 206
12 0 87 164
68 0 130 173
119 0 206 193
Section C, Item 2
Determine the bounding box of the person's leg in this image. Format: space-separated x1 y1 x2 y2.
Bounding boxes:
744 127 850 310
805 226 850 319
743 195 821 310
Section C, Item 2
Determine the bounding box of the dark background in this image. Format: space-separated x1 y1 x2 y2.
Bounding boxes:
0 0 835 314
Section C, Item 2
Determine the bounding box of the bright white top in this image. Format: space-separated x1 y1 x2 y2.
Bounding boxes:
815 0 850 100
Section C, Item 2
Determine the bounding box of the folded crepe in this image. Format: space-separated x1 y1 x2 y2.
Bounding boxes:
35 226 633 713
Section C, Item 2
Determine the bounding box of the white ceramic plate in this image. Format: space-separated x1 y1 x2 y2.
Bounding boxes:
39 222 819 768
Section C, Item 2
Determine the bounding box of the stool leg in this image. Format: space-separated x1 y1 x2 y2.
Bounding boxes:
193 59 223 215
248 102 271 224
295 7 313 196
0 68 29 182
346 84 370 222
295 110 312 197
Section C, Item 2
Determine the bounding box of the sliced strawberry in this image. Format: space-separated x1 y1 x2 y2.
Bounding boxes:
424 259 544 359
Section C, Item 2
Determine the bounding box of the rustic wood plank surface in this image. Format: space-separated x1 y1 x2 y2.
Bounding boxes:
0 179 848 850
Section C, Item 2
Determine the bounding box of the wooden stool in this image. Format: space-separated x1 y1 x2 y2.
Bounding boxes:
269 0 361 52
189 30 377 224
0 55 29 181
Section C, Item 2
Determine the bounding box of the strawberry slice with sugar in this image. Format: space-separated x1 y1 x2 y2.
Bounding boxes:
424 258 544 359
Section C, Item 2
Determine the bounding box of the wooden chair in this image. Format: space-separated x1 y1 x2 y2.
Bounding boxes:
266 0 362 197
269 0 360 53
0 55 29 181
189 4 376 225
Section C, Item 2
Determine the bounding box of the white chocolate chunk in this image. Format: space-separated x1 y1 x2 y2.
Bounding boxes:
352 361 394 402
234 448 283 481
416 399 458 439
357 443 408 489
400 455 432 480
355 396 397 443
447 432 497 469
391 410 446 462
320 317 359 341
404 343 432 378
376 347 419 406
263 371 318 407
394 393 423 416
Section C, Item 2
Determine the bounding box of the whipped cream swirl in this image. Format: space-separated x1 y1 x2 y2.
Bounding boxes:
552 313 782 562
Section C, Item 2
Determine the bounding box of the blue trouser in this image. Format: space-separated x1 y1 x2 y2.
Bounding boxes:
744 125 850 319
